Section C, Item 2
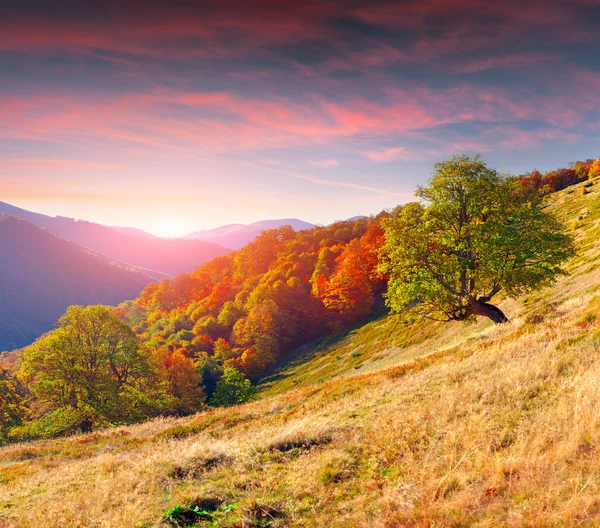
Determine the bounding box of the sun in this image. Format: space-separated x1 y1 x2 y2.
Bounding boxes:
155 221 186 238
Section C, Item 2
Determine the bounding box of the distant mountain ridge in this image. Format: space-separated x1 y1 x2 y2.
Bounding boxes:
110 226 157 238
0 201 358 269
184 218 315 249
0 202 229 277
0 214 154 351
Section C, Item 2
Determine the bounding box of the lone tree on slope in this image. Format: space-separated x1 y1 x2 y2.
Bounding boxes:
380 154 575 324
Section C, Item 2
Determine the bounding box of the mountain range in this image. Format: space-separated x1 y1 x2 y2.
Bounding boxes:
0 202 317 270
0 202 318 351
183 218 315 249
0 215 153 351
0 202 229 277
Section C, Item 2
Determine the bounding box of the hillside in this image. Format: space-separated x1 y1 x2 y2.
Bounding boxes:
184 219 315 249
1 179 600 525
0 215 154 351
0 202 229 276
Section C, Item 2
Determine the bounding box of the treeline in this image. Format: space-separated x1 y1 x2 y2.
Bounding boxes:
520 157 600 193
0 154 597 443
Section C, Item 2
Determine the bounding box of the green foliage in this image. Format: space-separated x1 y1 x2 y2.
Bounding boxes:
193 316 224 340
114 300 147 328
175 329 195 342
217 301 245 329
163 504 212 526
19 305 167 435
380 155 575 323
9 406 84 441
0 369 24 444
209 367 256 407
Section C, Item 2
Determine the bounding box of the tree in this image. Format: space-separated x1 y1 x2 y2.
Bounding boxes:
209 367 256 407
19 305 162 434
320 239 374 321
233 300 281 376
0 368 25 443
589 158 600 179
319 225 386 322
155 347 205 415
380 155 575 324
217 301 245 329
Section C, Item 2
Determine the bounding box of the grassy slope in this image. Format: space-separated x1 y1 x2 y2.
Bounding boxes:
2 180 600 527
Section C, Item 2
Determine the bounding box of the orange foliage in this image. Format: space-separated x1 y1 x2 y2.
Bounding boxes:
130 218 385 380
312 222 386 322
227 347 271 381
520 159 595 193
157 347 205 414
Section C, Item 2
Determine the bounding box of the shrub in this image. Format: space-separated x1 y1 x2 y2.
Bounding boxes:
209 368 256 407
163 504 212 526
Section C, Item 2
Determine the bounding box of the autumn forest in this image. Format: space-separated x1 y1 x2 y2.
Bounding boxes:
1 155 597 443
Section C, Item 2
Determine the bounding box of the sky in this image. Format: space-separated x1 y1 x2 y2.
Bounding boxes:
1 0 600 237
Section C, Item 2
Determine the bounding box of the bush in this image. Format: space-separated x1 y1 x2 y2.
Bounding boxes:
209 368 256 407
9 407 89 441
163 503 213 526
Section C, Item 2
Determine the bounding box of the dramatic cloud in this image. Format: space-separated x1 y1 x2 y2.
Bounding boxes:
1 1 600 233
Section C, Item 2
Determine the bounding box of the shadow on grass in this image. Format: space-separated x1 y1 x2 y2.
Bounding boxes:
258 308 391 392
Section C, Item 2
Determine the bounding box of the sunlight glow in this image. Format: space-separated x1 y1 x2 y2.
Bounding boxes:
154 220 187 238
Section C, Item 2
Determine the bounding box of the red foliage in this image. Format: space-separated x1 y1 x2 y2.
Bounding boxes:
521 159 597 193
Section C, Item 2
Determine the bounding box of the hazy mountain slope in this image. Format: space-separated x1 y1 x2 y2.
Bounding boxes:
0 202 229 276
109 226 156 238
1 180 600 526
0 215 154 351
184 218 314 249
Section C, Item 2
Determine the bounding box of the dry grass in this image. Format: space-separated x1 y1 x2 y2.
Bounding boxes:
2 182 600 527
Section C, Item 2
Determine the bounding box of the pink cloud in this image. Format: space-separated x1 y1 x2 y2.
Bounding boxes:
494 126 581 150
456 52 562 74
356 0 596 60
2 65 599 172
0 9 330 60
362 147 407 162
309 159 340 168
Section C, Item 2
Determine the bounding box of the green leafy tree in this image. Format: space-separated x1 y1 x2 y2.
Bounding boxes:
209 367 256 407
19 305 164 434
217 301 245 329
380 155 575 324
0 368 25 443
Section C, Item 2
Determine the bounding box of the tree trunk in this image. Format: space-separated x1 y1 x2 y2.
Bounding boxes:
467 298 509 324
80 419 93 434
